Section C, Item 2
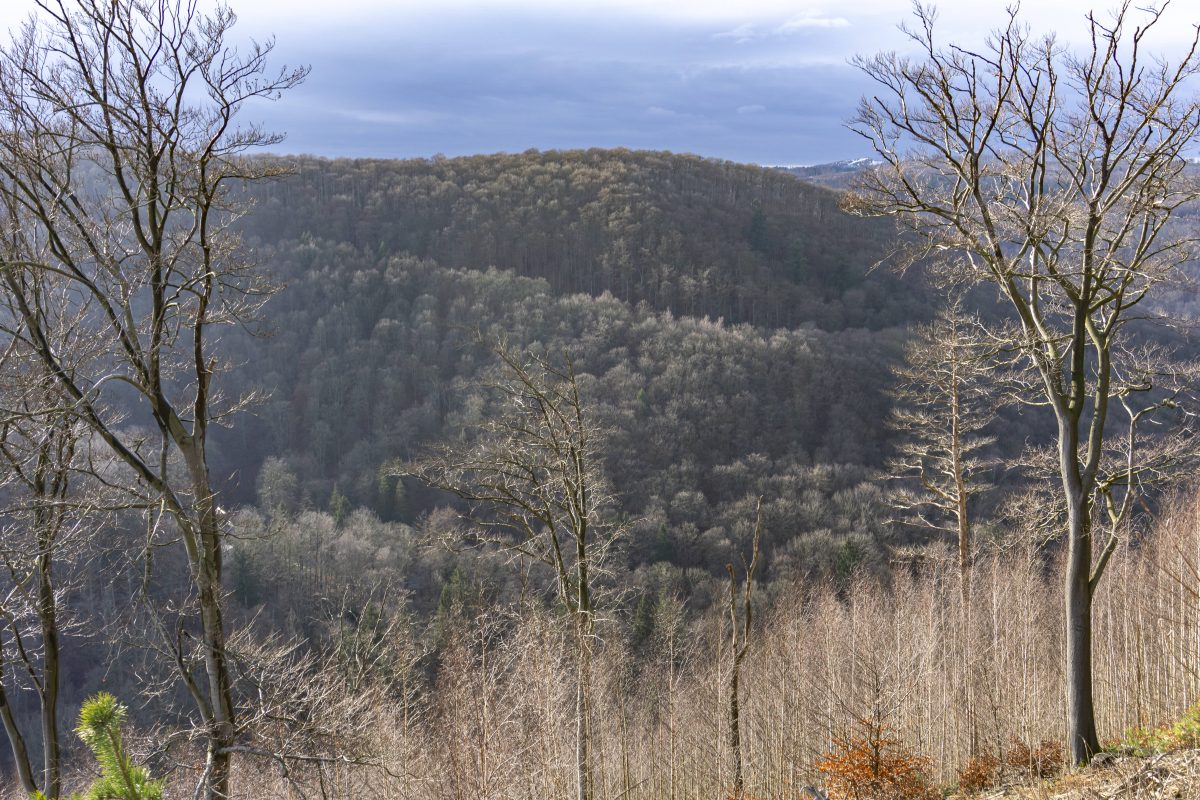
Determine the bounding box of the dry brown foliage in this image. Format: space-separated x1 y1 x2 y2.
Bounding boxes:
816 719 938 800
1004 738 1065 780
958 754 1001 794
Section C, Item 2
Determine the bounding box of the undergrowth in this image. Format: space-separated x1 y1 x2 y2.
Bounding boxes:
816 718 938 800
1119 703 1200 756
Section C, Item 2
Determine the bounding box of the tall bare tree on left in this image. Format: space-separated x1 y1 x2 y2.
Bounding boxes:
0 313 114 800
0 2 306 797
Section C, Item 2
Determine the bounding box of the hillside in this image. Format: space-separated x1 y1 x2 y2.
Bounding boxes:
3 150 1198 800
8 0 1200 796
210 149 941 612
240 149 925 330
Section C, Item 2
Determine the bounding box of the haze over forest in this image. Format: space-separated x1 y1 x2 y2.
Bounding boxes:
5 2 1200 800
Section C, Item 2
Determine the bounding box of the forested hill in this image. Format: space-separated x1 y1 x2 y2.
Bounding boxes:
216 149 934 601
240 148 926 330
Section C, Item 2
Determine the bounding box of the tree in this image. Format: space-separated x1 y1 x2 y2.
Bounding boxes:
888 296 996 607
400 340 624 800
0 350 95 800
39 693 165 800
0 216 131 800
725 499 761 799
0 1 306 795
848 2 1200 762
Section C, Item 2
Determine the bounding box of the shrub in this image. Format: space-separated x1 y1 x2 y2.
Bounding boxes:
816 718 938 800
1003 737 1063 780
1173 706 1200 748
957 753 1000 794
1030 740 1064 778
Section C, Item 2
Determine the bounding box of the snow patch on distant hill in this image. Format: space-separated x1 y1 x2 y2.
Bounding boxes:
771 158 881 171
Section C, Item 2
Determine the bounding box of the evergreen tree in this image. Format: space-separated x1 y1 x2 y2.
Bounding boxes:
35 693 164 800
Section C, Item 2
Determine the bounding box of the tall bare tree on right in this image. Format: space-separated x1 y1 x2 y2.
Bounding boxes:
848 2 1200 763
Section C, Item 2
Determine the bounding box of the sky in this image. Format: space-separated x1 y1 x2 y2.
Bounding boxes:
0 0 1197 165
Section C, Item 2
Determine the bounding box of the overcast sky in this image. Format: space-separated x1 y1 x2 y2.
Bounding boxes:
0 1 1196 164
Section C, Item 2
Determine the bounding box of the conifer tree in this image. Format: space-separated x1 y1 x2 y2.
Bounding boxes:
34 693 163 800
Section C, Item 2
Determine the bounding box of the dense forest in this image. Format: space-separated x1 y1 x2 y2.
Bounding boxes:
241 150 922 329
6 142 1196 797
7 2 1200 797
210 149 954 613
3 142 1197 800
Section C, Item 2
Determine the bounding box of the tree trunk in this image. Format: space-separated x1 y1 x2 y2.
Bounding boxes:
951 354 971 611
957 499 971 610
729 660 743 797
38 549 61 800
185 445 237 800
199 562 235 800
0 680 36 796
575 614 592 800
1065 495 1100 763
574 488 593 800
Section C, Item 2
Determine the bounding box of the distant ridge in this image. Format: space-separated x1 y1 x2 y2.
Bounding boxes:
781 156 1200 188
773 158 880 189
772 158 879 170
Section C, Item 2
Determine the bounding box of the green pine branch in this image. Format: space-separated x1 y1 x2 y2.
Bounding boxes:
34 693 164 800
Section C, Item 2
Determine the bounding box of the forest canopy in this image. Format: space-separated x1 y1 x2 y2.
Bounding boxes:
215 149 946 598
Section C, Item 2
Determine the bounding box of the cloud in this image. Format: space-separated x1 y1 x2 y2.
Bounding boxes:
776 13 851 32
197 2 890 163
714 23 757 44
715 12 850 44
336 108 447 127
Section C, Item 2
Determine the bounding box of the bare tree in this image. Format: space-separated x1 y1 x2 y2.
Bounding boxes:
0 244 135 799
888 296 996 607
0 365 85 800
887 301 999 760
0 1 306 795
400 340 624 800
848 1 1200 761
725 499 761 800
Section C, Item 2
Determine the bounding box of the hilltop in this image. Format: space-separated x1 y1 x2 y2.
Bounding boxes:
241 148 926 330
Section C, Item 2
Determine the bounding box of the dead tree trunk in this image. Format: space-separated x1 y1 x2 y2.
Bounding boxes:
726 501 763 798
